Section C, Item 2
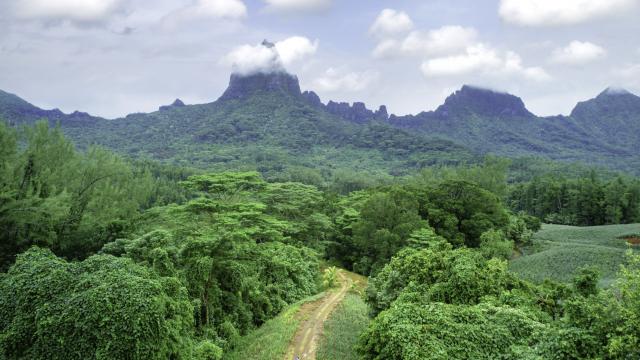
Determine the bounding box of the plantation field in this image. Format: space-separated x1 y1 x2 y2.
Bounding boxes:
509 223 640 286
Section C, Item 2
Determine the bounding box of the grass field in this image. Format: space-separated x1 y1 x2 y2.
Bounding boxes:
223 293 325 360
509 223 640 286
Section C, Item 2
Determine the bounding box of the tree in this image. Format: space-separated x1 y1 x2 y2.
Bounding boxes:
0 247 194 360
351 189 428 275
423 180 509 247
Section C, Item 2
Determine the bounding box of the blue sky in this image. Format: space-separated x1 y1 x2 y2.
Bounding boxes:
0 0 639 118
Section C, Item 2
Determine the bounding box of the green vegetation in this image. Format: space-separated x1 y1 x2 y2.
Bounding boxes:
510 223 640 286
3 121 640 359
510 173 640 225
358 243 640 359
317 294 370 360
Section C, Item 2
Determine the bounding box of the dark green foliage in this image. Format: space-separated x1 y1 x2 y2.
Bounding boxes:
509 173 640 226
359 233 640 359
422 180 510 247
350 189 428 275
0 122 159 269
0 247 194 360
358 301 546 360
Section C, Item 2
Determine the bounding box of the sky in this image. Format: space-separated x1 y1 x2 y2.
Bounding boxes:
0 0 639 119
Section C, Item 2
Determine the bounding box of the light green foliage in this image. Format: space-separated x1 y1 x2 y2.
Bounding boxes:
317 294 370 360
506 212 538 246
180 172 266 196
365 247 517 317
194 341 224 360
358 301 546 360
0 247 194 360
406 227 450 250
479 229 514 260
260 182 333 249
104 172 321 350
0 122 156 269
322 266 338 289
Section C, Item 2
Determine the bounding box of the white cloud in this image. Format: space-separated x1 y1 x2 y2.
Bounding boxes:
222 37 318 75
372 39 401 59
314 68 378 92
274 36 318 65
263 0 331 13
499 0 638 26
421 44 551 82
170 0 247 22
13 0 124 23
369 9 413 38
223 44 282 75
372 25 477 59
421 44 502 77
551 41 606 65
401 26 478 56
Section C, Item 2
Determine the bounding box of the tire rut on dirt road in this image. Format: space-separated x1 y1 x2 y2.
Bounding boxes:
285 271 352 360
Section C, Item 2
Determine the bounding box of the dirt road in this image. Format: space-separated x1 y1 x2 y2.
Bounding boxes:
284 271 351 360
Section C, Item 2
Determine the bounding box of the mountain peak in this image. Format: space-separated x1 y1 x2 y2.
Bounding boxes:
218 71 302 101
435 85 533 118
599 87 633 97
571 87 640 118
159 99 186 111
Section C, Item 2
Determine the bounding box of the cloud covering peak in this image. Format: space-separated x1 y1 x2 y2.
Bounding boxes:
222 37 318 75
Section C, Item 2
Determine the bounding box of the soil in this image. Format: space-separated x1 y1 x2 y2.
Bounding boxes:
284 271 352 360
624 236 640 245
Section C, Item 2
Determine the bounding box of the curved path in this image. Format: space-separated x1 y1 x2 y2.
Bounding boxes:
285 271 351 360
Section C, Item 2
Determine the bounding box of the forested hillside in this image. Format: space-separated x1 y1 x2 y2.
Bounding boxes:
2 70 640 178
2 121 640 359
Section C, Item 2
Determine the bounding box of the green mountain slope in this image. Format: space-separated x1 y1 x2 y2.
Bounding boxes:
0 73 472 179
388 86 639 173
2 72 640 176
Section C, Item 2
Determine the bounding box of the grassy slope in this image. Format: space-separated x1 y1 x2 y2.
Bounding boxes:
316 271 370 360
316 293 370 360
223 293 325 360
509 223 640 286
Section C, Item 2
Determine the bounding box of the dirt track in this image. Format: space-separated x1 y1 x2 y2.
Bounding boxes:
284 271 351 360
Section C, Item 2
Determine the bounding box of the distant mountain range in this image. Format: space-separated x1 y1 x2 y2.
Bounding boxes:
1 69 639 176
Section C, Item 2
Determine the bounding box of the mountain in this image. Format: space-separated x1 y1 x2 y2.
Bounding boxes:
1 70 640 176
570 87 640 150
0 72 471 178
385 86 637 172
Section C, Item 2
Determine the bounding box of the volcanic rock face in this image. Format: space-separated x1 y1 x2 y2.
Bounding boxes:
159 99 186 111
219 72 302 101
301 91 389 123
435 85 534 118
302 91 323 108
